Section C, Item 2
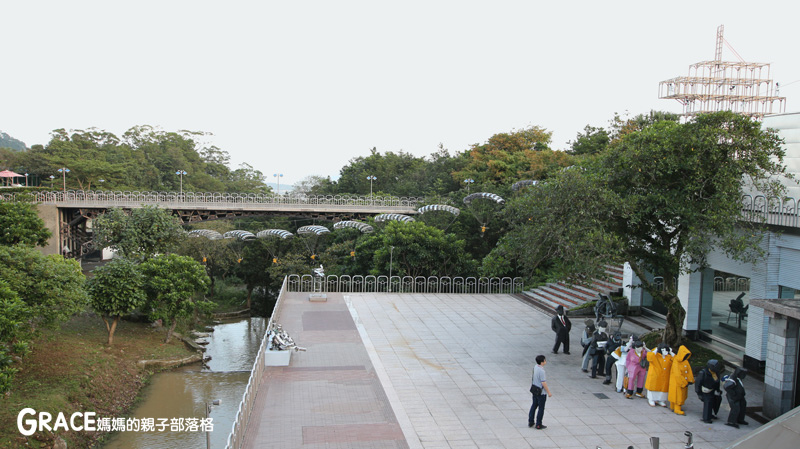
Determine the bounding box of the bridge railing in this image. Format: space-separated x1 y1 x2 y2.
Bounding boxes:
287 274 524 294
225 276 289 449
0 190 425 209
741 194 800 228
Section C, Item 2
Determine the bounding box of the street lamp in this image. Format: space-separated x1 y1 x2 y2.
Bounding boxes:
49 175 55 189
24 173 28 187
389 245 395 281
464 178 474 193
366 175 376 201
206 399 221 449
176 170 187 194
273 173 283 196
58 167 70 191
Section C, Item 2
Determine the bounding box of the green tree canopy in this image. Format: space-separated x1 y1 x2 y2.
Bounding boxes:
0 202 51 247
500 111 789 346
93 206 185 261
140 254 211 343
87 258 147 345
0 245 87 330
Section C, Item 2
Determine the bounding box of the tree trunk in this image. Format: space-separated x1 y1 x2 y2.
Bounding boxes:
247 288 252 309
107 316 120 346
663 296 686 348
165 320 178 344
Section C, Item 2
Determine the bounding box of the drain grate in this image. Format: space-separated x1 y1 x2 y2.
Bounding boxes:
593 393 609 399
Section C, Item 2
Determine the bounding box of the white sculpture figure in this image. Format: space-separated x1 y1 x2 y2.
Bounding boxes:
612 335 633 393
268 323 307 352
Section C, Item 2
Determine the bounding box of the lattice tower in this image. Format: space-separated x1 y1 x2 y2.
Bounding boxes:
659 25 786 119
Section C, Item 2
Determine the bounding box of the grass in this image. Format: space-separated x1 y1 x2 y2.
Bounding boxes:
0 313 195 448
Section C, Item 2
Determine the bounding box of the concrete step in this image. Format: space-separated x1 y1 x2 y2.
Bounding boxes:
551 283 596 302
522 290 560 312
538 285 582 306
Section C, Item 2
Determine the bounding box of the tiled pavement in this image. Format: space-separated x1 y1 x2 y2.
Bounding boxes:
243 292 761 448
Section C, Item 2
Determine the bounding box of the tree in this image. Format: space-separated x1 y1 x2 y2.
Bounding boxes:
505 111 789 346
0 280 30 395
140 254 211 343
567 125 609 156
352 221 479 278
86 258 147 345
0 245 87 329
452 126 557 186
0 202 51 247
93 206 185 261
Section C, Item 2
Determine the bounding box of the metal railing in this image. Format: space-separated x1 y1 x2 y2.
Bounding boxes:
287 274 524 294
225 277 288 449
741 194 800 228
0 190 424 210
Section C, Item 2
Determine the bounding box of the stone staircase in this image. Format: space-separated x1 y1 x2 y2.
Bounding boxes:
522 265 624 313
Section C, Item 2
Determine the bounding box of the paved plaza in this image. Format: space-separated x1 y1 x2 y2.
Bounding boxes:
243 291 760 448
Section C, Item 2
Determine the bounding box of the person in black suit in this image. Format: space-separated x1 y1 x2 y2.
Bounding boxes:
551 305 571 354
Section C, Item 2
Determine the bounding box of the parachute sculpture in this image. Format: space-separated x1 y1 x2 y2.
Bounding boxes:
222 230 256 263
223 230 256 241
374 213 415 223
297 225 331 261
188 229 223 240
463 192 505 236
187 229 224 265
256 229 294 263
333 221 374 233
511 179 538 192
416 204 460 231
333 221 374 258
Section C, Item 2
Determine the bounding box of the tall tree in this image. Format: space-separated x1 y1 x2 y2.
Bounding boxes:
86 258 147 345
93 206 185 261
140 254 211 343
502 111 789 346
0 202 51 247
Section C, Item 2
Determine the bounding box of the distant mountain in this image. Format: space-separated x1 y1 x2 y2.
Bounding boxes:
0 131 27 151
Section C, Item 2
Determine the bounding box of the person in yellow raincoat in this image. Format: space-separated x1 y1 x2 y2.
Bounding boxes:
668 345 694 415
645 343 673 407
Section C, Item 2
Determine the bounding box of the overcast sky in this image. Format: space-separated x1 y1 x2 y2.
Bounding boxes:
2 1 799 186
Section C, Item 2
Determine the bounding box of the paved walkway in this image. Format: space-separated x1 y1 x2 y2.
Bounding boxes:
243 292 761 449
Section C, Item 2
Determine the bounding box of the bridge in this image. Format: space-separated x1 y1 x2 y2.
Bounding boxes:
0 190 422 259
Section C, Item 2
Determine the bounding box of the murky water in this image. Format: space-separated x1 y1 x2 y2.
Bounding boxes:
103 317 266 449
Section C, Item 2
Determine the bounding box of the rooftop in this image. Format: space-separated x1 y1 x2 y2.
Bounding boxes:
242 291 763 449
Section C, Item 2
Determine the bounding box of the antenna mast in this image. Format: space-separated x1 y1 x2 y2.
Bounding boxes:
658 25 786 119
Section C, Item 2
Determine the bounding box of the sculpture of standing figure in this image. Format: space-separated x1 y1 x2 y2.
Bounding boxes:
645 343 673 407
723 367 749 428
668 345 694 415
625 340 647 398
550 305 571 354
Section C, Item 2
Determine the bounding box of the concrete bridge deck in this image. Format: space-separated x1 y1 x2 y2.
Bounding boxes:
241 292 760 449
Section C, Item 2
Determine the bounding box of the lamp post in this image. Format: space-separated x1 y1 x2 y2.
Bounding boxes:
49 175 55 189
24 173 29 187
464 178 474 193
389 245 395 281
176 170 187 195
273 173 283 196
58 167 70 191
206 399 221 449
366 175 376 203
98 179 105 190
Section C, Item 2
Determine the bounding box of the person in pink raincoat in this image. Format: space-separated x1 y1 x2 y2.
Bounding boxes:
625 339 648 398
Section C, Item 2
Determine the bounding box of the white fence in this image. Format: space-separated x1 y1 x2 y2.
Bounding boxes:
225 277 288 449
287 274 524 294
1 190 424 209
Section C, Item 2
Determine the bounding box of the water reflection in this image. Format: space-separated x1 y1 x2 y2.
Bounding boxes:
103 317 265 449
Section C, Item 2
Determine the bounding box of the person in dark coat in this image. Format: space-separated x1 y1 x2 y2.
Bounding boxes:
602 332 623 385
551 305 571 354
695 359 724 423
587 320 609 378
723 367 749 428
